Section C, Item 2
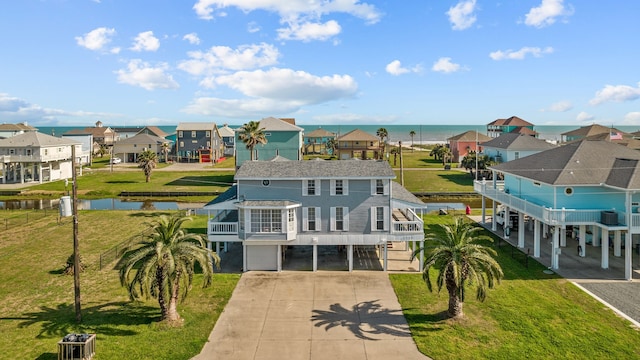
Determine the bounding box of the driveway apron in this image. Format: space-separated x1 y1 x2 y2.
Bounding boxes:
192 271 429 360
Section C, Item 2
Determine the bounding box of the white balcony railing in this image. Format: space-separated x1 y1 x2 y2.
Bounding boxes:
475 180 640 230
391 208 423 234
208 222 238 235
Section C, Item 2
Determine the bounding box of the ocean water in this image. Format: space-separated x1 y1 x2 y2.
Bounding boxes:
36 124 640 144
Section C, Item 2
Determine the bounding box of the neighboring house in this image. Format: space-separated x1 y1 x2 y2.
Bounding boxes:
204 159 426 271
113 126 169 140
112 133 171 163
0 132 82 184
61 133 93 166
482 133 556 163
304 127 336 155
561 124 624 142
218 124 236 157
175 122 223 163
235 117 303 167
0 122 38 138
65 121 118 147
487 116 537 138
335 129 380 160
136 126 169 139
475 140 640 280
447 130 491 163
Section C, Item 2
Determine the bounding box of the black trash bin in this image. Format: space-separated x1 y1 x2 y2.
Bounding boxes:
58 333 96 360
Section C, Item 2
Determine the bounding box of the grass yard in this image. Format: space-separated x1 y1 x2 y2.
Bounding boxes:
0 210 239 360
390 215 640 360
397 169 474 193
6 170 235 202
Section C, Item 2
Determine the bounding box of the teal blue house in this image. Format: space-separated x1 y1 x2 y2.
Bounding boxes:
303 127 336 155
235 117 303 167
475 140 640 280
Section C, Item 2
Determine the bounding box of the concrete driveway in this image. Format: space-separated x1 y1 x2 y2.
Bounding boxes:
192 271 429 360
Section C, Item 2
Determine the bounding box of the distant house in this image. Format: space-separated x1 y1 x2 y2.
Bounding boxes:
218 124 236 157
482 133 556 163
61 132 93 166
64 121 118 147
475 140 640 280
335 129 380 160
113 126 169 140
0 132 82 184
561 124 625 142
112 133 172 163
447 130 491 163
487 116 537 138
235 117 303 167
0 122 38 139
304 127 336 155
204 159 425 271
175 122 223 163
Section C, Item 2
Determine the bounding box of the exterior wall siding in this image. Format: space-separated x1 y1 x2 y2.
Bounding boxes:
236 130 302 165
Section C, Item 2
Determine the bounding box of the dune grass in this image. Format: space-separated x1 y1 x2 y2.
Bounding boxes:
390 215 640 360
0 210 239 360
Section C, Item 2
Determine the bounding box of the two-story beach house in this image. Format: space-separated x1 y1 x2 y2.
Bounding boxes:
487 116 537 138
204 159 426 272
447 130 491 163
482 132 556 164
304 127 337 155
218 124 236 157
335 129 380 160
235 117 303 167
112 133 172 163
474 140 640 280
0 122 38 139
0 132 82 184
175 122 223 163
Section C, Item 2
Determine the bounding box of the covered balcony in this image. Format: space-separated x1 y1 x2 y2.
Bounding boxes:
391 208 423 234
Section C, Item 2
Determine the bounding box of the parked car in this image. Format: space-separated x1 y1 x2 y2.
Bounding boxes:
495 209 519 229
110 157 122 164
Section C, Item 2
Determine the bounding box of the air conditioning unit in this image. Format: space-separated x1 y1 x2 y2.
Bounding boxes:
600 211 617 225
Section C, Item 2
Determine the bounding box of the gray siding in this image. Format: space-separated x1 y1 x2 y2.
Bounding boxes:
238 178 390 235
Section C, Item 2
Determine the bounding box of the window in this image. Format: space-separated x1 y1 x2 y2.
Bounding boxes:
10 149 15 155
206 141 210 147
564 187 574 196
288 209 295 232
372 179 387 195
371 206 388 231
44 149 48 155
303 179 320 196
514 151 520 160
179 141 184 148
178 131 183 138
331 207 349 231
26 149 31 156
331 179 348 195
191 131 196 138
206 131 211 138
250 209 282 233
262 180 270 186
303 207 321 231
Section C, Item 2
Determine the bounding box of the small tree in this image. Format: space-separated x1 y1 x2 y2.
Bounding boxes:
412 217 503 318
237 121 267 161
161 142 170 163
409 130 416 152
325 138 337 157
63 254 86 275
376 127 388 160
138 149 158 183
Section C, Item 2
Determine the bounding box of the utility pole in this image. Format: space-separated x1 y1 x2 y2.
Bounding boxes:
475 130 479 181
72 145 82 323
399 141 404 186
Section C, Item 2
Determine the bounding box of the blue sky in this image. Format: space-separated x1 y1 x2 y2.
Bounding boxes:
1 0 639 127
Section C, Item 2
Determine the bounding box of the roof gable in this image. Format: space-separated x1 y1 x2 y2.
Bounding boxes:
0 131 80 147
448 130 491 142
337 129 379 141
487 116 534 127
235 159 395 179
258 117 303 131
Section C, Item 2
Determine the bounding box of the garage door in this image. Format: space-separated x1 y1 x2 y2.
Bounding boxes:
246 245 278 271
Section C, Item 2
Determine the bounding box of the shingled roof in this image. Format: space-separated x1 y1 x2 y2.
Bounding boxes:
259 117 303 131
487 116 533 127
447 130 491 142
491 140 640 187
482 133 556 151
235 159 395 179
305 128 336 138
337 129 378 142
561 124 621 137
0 131 80 147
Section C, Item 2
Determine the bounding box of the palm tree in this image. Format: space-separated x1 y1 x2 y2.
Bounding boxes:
119 215 219 324
138 149 158 183
237 121 267 161
325 138 337 157
160 142 170 163
409 130 416 152
412 217 503 318
376 127 388 160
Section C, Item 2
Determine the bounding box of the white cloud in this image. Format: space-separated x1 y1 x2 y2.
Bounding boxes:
576 111 595 122
544 100 573 112
183 32 201 45
0 93 117 125
385 60 421 76
178 43 280 76
115 60 179 90
130 31 160 52
524 0 574 28
248 22 261 33
489 46 553 60
75 27 116 51
432 57 462 73
623 112 640 124
182 67 358 117
446 0 477 31
277 20 341 42
589 83 640 105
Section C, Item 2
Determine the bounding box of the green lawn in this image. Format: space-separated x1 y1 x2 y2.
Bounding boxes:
397 169 474 193
0 211 239 360
390 215 640 360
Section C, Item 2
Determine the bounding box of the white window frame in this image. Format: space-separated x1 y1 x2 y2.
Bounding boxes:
191 131 197 138
370 206 389 231
250 209 282 233
371 179 389 195
330 179 349 196
206 131 211 138
330 207 349 231
178 131 183 138
303 179 321 196
302 207 321 231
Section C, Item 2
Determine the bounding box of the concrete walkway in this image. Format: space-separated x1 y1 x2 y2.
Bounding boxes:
192 271 429 360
